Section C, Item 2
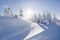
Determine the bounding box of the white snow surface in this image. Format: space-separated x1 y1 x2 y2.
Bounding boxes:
20 17 45 40
24 23 44 40
0 16 45 40
0 16 32 40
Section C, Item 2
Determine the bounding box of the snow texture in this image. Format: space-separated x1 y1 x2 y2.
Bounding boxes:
0 16 60 40
0 16 32 40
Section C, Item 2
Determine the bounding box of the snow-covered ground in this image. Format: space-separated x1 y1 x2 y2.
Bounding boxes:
27 23 60 40
0 16 60 40
0 16 32 40
24 23 44 40
0 16 45 40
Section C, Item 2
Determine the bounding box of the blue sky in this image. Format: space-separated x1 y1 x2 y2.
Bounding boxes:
0 0 60 17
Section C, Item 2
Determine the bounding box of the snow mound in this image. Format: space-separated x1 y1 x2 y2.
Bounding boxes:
27 23 60 40
24 23 45 40
0 16 32 40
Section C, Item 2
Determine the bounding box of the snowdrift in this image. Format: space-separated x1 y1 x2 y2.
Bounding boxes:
27 23 60 40
0 16 60 40
0 16 32 40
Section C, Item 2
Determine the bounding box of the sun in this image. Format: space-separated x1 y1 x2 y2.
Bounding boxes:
24 8 34 19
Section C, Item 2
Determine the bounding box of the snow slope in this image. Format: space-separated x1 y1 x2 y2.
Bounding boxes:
1 16 59 40
0 16 46 40
0 16 32 40
24 23 44 40
27 23 60 40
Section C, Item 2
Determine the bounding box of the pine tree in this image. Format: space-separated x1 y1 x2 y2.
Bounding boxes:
42 12 47 24
33 13 38 23
53 14 57 24
19 8 24 17
4 7 7 14
30 13 38 22
29 15 35 22
4 7 10 16
46 11 52 24
38 13 42 23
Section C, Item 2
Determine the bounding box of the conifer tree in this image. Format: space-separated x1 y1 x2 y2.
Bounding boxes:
19 8 24 17
46 11 52 24
38 13 42 23
42 12 47 23
53 14 57 24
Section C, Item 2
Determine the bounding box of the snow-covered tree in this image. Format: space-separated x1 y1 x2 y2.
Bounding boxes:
4 7 9 15
4 7 7 14
29 15 35 22
42 12 47 24
38 13 42 23
47 13 52 24
46 11 52 24
43 12 47 20
29 13 38 23
4 6 17 17
53 14 57 24
33 13 39 23
19 8 24 17
30 14 36 22
4 7 11 15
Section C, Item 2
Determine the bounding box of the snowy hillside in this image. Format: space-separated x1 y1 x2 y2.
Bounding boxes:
0 0 60 40
27 23 60 40
0 16 45 40
24 23 44 40
0 16 32 40
0 16 60 40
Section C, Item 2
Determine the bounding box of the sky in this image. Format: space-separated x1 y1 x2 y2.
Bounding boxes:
0 0 60 17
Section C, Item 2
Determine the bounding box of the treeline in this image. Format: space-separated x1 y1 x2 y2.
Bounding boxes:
29 11 58 25
4 6 24 18
3 6 59 26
